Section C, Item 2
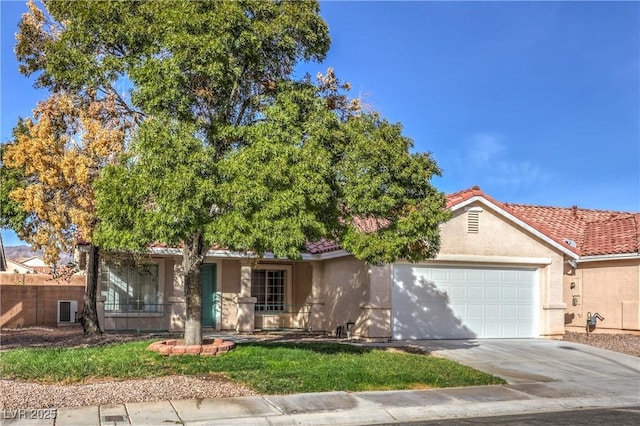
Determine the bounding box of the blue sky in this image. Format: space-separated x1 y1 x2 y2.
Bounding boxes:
1 0 639 246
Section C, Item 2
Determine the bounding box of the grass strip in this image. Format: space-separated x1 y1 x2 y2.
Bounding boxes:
0 341 504 393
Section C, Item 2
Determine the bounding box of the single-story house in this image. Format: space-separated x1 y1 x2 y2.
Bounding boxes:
90 186 640 340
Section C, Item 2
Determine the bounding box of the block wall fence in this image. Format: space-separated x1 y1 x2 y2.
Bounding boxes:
0 273 85 328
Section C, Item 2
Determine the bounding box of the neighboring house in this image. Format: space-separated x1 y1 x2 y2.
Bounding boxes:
4 259 39 274
90 186 640 339
19 257 55 275
2 256 51 274
19 256 47 267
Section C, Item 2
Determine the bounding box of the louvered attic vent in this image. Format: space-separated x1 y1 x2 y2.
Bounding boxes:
467 207 482 233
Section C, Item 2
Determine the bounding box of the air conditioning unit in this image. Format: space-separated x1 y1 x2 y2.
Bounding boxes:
57 300 78 324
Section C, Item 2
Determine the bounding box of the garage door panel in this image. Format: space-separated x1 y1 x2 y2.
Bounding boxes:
467 286 483 300
449 286 466 299
449 269 466 281
467 269 484 281
503 286 520 301
520 306 534 320
484 270 500 281
501 323 518 336
467 304 484 319
501 304 518 320
485 304 500 320
392 265 537 339
500 270 518 281
432 269 448 280
485 286 500 300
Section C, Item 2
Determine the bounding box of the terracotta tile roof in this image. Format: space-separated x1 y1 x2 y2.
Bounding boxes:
305 218 390 254
306 238 341 254
447 186 640 257
141 187 639 258
582 215 640 256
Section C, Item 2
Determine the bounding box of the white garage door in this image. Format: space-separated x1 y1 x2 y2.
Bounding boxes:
392 265 538 339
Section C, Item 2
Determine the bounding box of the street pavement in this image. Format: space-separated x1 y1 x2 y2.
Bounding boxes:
1 338 639 425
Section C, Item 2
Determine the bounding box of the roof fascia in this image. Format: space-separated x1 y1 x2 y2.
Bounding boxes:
578 253 640 263
393 254 552 266
148 247 352 261
450 196 579 259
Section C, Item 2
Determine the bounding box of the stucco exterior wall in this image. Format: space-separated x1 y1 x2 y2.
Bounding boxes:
219 259 240 330
319 255 369 335
564 259 640 332
291 262 313 305
436 204 567 337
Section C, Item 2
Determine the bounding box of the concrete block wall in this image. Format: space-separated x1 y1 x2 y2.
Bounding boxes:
0 273 85 328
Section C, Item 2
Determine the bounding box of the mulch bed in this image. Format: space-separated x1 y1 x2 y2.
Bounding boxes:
0 326 166 350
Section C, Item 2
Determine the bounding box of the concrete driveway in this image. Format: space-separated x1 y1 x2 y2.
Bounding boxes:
400 338 640 401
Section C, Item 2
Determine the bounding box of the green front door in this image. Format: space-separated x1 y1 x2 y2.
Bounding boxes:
201 264 217 327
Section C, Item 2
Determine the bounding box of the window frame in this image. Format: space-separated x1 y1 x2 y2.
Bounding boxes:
101 259 165 317
252 264 292 313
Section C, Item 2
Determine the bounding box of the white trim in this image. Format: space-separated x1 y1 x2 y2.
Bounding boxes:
534 268 541 338
215 260 222 331
149 247 352 261
395 254 553 266
578 253 640 263
451 196 579 259
202 258 222 331
310 249 351 260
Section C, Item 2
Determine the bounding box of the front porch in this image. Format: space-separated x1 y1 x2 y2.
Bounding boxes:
96 254 388 340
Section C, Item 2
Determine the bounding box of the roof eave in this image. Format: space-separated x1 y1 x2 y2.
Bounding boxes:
578 252 640 263
148 247 352 261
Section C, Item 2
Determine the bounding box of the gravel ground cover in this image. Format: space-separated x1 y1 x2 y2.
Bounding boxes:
1 326 638 410
562 331 640 357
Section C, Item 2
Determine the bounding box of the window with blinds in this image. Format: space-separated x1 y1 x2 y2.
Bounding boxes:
101 263 159 312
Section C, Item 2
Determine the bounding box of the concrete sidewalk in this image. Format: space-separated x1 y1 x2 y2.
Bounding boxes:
3 384 639 426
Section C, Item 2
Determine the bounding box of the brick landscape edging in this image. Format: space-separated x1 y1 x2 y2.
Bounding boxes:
147 338 235 356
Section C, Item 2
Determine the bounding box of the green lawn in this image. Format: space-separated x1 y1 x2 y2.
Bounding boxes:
0 341 505 394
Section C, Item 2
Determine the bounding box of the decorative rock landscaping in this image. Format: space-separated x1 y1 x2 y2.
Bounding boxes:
147 339 235 356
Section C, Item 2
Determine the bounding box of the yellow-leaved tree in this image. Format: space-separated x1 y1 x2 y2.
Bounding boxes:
2 91 130 335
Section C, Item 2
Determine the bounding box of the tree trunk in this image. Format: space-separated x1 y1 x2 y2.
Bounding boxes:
183 233 207 346
80 244 102 336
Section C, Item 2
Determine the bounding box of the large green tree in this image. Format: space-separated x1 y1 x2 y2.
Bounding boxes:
18 0 449 345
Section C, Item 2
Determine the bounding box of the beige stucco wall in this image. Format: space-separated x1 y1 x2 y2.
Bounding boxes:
319 255 369 335
435 203 567 337
564 259 640 332
219 259 240 330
